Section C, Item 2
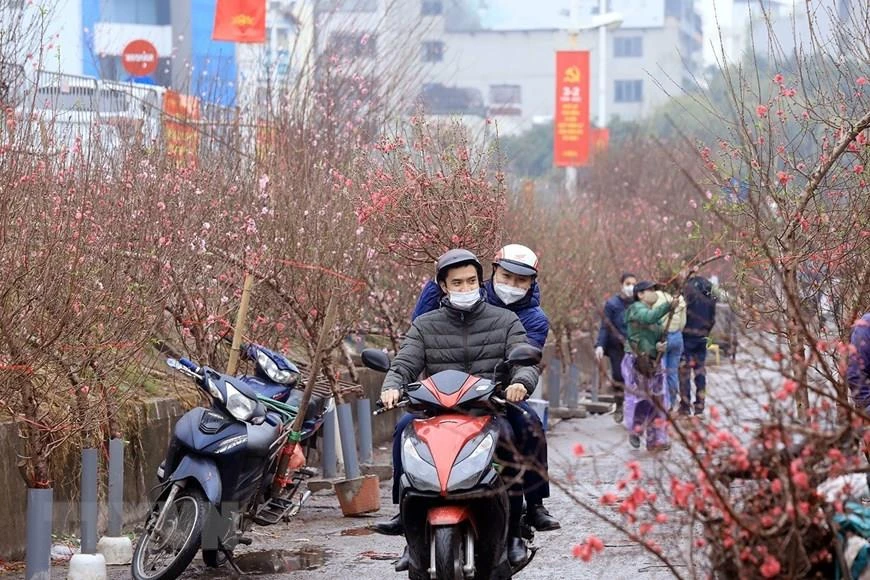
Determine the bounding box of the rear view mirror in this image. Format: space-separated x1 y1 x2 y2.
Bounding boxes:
507 345 542 366
361 348 391 373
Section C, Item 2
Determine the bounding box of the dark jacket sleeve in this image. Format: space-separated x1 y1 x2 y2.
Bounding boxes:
847 320 870 408
523 308 550 349
505 318 540 394
382 322 426 392
411 280 443 322
595 298 614 348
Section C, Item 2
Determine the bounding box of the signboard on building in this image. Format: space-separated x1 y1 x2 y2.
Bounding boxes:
121 40 159 77
553 50 590 167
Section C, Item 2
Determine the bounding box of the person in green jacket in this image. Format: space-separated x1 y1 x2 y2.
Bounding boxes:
621 281 674 451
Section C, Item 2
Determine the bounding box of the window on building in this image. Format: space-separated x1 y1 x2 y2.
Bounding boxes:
275 27 290 48
591 0 613 15
614 80 643 103
421 41 445 62
614 36 642 58
488 84 521 115
319 0 378 12
422 1 443 15
328 33 377 58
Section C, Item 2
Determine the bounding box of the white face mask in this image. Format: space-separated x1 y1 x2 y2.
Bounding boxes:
622 284 634 297
494 283 527 305
449 289 482 310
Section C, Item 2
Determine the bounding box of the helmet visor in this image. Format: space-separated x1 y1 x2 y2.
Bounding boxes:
495 259 537 277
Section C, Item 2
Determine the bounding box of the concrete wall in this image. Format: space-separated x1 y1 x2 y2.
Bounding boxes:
0 398 186 560
0 374 396 560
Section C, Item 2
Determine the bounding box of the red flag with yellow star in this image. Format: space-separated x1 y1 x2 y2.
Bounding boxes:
213 0 266 43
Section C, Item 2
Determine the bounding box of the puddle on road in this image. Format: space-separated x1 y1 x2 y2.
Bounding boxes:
340 527 375 536
233 547 327 574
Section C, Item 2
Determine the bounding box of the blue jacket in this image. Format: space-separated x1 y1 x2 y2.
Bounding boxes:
595 294 632 350
410 279 550 348
848 313 870 410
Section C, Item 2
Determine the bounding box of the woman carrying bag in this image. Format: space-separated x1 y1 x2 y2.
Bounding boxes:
621 281 674 451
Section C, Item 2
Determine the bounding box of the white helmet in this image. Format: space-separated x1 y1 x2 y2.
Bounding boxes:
493 244 539 277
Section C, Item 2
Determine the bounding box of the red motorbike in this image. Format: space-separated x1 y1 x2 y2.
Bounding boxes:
363 346 542 580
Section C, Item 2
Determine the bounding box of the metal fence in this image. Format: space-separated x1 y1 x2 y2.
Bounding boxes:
3 67 245 161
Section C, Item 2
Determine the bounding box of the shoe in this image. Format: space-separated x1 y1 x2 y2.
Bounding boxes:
613 406 624 424
371 513 403 536
394 545 409 572
527 504 561 531
507 537 528 567
648 442 672 452
628 433 641 449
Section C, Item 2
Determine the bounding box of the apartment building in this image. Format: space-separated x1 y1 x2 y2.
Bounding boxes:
415 0 703 133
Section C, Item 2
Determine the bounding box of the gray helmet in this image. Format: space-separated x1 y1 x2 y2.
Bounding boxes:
436 249 484 283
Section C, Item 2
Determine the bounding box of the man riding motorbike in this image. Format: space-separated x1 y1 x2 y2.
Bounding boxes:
378 244 558 536
379 248 541 571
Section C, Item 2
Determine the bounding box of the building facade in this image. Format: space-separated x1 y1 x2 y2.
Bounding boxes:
416 0 703 133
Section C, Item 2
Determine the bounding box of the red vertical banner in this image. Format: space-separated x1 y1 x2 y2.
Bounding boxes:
163 90 201 166
213 0 267 43
554 51 591 167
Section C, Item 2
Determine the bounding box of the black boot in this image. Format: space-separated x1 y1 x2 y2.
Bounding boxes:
507 537 528 567
371 513 403 536
394 545 409 572
613 397 624 423
527 503 561 531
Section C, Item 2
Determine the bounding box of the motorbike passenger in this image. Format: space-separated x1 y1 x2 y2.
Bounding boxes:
378 244 559 536
379 248 540 571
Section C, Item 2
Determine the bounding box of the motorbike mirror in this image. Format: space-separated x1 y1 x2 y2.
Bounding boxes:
506 345 543 366
361 349 391 373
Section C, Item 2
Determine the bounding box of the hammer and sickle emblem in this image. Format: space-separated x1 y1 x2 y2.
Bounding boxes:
563 66 581 83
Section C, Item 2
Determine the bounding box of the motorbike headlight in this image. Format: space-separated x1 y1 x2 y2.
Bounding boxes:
402 438 441 493
256 350 296 384
447 434 495 492
225 381 257 421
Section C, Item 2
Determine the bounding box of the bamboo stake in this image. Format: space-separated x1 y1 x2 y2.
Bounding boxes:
226 272 254 375
291 295 338 436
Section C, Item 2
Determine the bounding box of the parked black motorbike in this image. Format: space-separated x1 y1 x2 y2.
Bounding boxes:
131 345 333 580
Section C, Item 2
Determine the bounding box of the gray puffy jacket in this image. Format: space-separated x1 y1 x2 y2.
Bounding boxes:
381 299 539 394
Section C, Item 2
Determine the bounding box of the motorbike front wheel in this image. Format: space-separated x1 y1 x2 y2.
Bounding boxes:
131 486 208 580
433 526 465 580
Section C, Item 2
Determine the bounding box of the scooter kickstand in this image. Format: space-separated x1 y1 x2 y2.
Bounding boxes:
223 548 245 576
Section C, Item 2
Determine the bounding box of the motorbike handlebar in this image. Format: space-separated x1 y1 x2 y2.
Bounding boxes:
491 396 530 418
178 358 199 372
373 400 408 416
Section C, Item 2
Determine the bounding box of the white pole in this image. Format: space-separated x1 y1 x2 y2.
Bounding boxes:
565 0 582 195
598 0 607 128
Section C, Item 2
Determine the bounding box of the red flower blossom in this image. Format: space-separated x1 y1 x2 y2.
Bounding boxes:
760 555 781 578
756 104 769 118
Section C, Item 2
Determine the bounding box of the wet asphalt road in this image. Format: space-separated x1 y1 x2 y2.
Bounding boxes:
39 414 683 580
25 351 771 579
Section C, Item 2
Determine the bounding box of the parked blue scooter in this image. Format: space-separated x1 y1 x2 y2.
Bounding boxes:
131 345 333 580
